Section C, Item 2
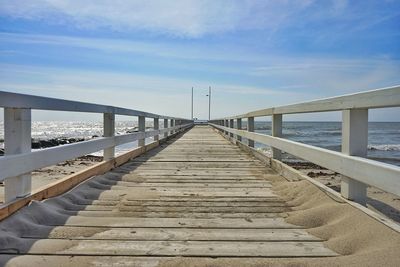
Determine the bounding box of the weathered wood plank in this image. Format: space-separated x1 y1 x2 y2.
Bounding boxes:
61 217 300 229
17 240 338 257
23 227 320 241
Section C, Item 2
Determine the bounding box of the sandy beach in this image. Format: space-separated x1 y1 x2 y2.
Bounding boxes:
286 161 400 223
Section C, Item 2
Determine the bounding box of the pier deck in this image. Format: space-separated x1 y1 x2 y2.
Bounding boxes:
0 126 339 266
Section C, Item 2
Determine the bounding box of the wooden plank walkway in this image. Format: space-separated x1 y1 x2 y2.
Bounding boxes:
0 126 338 265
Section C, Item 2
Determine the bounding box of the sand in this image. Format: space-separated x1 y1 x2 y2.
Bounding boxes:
144 178 400 267
287 161 400 223
0 156 101 204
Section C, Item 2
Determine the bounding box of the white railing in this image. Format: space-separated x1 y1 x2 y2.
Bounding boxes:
0 91 193 203
209 85 400 205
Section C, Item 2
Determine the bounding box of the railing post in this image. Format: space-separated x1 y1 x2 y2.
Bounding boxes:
177 119 181 133
103 113 115 161
247 117 254 147
170 119 175 135
4 108 32 203
138 116 145 147
236 118 242 141
225 119 229 136
164 119 168 138
229 119 234 138
341 109 368 204
154 118 159 141
272 114 282 160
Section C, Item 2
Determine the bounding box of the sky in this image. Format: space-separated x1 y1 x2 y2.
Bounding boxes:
0 0 399 121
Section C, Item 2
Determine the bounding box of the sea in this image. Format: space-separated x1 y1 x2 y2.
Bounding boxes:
0 121 399 167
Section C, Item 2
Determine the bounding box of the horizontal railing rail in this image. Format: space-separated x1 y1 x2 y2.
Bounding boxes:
219 85 400 120
0 124 189 181
210 124 400 196
210 85 400 205
0 91 185 120
0 91 193 203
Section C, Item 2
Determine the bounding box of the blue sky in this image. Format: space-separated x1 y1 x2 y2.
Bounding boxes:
0 0 399 121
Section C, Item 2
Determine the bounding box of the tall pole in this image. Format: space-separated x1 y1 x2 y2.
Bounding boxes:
191 87 194 120
208 86 211 121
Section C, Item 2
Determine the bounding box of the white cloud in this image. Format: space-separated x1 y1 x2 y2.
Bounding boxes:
0 0 346 37
0 1 397 39
0 32 261 63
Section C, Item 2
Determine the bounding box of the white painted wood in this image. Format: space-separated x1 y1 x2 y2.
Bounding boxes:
138 116 145 147
341 109 368 204
236 118 242 141
103 113 115 161
247 117 255 148
4 108 32 203
170 119 175 135
272 114 282 160
153 118 159 141
164 119 168 138
217 85 400 120
0 123 193 181
0 90 193 189
342 109 368 156
210 123 400 197
0 90 189 120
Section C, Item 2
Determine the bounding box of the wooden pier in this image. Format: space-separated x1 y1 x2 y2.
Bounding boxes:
0 87 400 266
0 126 339 266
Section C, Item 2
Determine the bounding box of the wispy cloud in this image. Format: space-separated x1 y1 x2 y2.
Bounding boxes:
1 0 396 38
0 1 302 37
0 32 261 63
1 31 399 98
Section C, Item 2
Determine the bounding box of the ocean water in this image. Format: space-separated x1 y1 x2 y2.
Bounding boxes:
0 121 155 157
250 121 400 166
0 121 399 166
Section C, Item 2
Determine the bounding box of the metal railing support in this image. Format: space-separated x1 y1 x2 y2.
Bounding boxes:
247 117 255 148
138 116 146 147
4 108 32 202
103 113 115 161
272 114 282 160
341 109 368 204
